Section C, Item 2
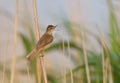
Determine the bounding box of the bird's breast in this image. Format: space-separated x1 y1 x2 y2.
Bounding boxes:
43 43 52 50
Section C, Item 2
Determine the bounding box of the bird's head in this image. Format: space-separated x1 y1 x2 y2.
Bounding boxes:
46 25 57 34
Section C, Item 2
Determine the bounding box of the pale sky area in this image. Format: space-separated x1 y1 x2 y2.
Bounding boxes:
0 0 116 66
0 0 111 29
0 0 119 61
0 0 111 54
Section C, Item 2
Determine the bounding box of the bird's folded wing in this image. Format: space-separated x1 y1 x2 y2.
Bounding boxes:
36 34 53 49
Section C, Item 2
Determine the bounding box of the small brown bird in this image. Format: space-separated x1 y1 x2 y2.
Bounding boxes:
26 25 57 61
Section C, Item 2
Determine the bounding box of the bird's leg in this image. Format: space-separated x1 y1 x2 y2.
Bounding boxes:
40 50 45 57
37 50 45 57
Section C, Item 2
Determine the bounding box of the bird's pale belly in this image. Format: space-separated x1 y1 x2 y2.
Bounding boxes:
38 43 52 51
43 43 52 50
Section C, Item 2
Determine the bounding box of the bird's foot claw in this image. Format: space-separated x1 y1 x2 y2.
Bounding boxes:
39 54 44 57
41 54 44 57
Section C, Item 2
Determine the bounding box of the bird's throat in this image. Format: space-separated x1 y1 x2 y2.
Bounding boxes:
46 31 53 35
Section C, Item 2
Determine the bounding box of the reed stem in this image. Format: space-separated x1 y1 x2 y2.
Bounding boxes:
10 0 19 83
32 0 48 83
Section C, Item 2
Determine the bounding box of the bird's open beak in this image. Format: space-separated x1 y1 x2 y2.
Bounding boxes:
54 25 57 29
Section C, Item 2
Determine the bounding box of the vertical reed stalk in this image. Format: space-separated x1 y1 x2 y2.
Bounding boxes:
10 0 19 83
99 33 113 83
101 46 106 83
37 58 42 83
2 60 6 83
105 58 108 83
81 30 91 83
62 29 66 83
2 24 10 83
26 63 30 83
32 0 48 83
39 56 48 83
67 40 74 83
32 0 40 39
32 0 41 83
99 34 107 83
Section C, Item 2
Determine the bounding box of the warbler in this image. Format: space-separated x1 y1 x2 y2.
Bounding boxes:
26 25 57 61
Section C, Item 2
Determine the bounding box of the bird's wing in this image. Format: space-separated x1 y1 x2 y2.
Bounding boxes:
36 34 53 49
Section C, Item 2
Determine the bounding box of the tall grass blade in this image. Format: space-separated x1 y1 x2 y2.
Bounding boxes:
81 29 91 83
10 0 19 83
67 40 74 83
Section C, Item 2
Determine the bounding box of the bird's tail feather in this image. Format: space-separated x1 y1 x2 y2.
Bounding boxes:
26 48 38 61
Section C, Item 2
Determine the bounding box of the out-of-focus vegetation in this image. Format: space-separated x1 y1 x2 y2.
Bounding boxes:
0 0 120 83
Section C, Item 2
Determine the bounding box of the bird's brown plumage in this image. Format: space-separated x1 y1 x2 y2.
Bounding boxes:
26 25 56 61
36 33 53 50
26 33 53 61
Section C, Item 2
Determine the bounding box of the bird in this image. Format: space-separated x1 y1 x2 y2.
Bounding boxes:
26 25 57 61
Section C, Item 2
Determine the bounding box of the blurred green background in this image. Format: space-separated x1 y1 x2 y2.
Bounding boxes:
0 0 120 83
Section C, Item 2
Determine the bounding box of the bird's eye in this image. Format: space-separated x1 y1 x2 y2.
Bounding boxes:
48 27 51 30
